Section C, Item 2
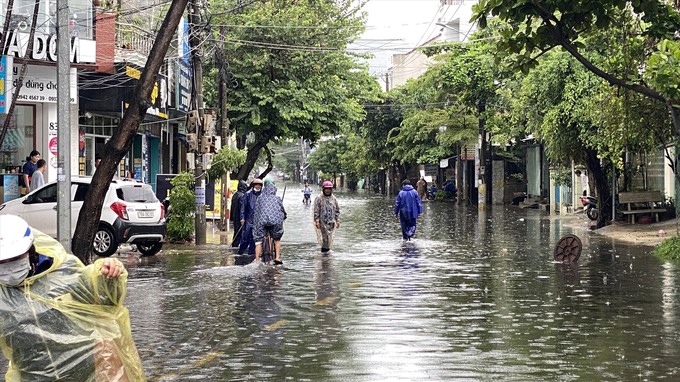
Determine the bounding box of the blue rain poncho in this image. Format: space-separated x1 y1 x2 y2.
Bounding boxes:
0 231 145 381
394 184 422 220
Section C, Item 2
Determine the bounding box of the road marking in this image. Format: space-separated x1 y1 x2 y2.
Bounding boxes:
152 351 223 381
314 296 336 305
265 319 288 331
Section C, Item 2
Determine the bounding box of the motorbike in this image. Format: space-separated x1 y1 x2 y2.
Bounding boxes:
580 195 598 220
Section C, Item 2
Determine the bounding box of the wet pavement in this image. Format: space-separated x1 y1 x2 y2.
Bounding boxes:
6 185 680 381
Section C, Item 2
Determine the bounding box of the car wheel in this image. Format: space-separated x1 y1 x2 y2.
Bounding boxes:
93 226 117 257
137 242 163 257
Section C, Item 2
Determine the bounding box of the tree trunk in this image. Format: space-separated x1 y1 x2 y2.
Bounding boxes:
71 0 190 263
585 148 611 229
236 141 264 180
0 0 40 148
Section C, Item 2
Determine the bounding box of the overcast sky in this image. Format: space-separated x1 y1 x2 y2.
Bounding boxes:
350 0 443 78
350 0 477 85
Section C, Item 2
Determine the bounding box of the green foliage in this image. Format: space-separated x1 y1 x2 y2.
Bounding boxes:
648 40 680 107
472 0 680 74
308 137 348 178
550 167 572 187
167 172 195 242
207 146 247 180
652 236 680 261
205 0 380 174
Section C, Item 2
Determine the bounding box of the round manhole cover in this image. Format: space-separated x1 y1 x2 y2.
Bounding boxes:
554 234 582 263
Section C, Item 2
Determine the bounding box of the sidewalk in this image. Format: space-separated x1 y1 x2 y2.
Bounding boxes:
565 213 678 247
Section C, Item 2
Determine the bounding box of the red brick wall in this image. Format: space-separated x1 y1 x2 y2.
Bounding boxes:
95 12 116 73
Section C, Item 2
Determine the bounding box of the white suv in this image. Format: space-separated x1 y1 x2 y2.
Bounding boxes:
0 177 166 257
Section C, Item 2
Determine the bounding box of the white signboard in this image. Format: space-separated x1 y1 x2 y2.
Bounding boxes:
12 64 77 104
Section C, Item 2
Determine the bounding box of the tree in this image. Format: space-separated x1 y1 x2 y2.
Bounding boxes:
308 137 349 182
71 0 189 263
205 0 377 180
472 1 680 174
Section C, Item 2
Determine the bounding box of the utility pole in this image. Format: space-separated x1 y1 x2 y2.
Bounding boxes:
189 0 206 245
218 41 230 244
56 0 71 248
478 101 487 211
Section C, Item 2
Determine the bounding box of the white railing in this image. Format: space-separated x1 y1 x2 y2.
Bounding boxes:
115 23 155 55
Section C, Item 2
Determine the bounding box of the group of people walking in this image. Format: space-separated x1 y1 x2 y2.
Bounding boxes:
229 178 341 263
227 175 430 262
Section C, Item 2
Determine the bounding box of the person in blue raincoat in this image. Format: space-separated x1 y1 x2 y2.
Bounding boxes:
239 178 263 255
394 179 422 241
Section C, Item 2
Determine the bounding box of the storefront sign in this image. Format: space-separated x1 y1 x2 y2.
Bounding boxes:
176 18 191 112
11 65 78 104
0 56 12 114
4 30 84 63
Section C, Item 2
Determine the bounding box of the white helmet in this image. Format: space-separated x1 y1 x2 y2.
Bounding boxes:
0 215 34 261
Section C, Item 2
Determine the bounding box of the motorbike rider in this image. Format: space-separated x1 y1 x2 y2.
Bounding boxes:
302 182 313 204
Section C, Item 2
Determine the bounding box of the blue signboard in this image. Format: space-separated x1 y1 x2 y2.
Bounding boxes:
176 18 191 112
0 56 13 114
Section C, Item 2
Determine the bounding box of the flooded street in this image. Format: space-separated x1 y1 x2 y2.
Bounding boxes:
56 186 680 380
117 186 680 381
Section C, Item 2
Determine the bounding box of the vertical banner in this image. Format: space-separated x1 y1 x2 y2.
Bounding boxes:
142 133 149 184
47 103 59 181
0 56 13 114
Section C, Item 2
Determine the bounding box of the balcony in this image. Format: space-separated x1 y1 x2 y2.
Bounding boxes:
115 22 155 65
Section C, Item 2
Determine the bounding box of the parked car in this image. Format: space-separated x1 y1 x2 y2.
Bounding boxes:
0 177 166 257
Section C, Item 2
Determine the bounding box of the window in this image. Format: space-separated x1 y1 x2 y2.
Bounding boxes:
116 185 157 203
32 183 57 203
73 183 89 202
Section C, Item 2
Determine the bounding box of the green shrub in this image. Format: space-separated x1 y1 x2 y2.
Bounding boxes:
652 236 680 261
166 172 195 242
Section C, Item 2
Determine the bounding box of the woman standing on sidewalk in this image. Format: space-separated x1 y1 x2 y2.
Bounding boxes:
313 181 340 253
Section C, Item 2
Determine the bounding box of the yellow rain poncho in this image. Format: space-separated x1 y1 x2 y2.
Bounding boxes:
0 231 146 381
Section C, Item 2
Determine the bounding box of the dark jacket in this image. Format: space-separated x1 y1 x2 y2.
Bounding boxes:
394 184 422 220
230 180 248 221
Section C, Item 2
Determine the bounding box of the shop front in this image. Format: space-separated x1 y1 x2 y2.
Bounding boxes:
79 64 168 186
0 0 96 200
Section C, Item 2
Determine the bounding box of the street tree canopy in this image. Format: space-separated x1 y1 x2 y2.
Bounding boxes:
472 0 680 108
206 0 379 180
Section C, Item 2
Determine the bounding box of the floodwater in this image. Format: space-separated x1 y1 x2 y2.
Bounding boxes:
6 185 680 381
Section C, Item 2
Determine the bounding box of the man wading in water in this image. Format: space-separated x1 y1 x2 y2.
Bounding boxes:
313 181 340 253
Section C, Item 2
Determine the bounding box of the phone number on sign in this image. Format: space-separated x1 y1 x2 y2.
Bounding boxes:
17 95 74 102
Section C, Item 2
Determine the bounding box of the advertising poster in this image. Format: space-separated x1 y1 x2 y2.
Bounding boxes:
3 175 19 202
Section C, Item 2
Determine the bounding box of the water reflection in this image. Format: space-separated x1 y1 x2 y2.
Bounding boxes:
2 187 678 381
120 193 680 381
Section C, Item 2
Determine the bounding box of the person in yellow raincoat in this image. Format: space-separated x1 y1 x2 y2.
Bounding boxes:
0 214 145 381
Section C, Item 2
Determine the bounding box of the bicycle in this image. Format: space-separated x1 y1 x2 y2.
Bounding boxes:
261 230 278 265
